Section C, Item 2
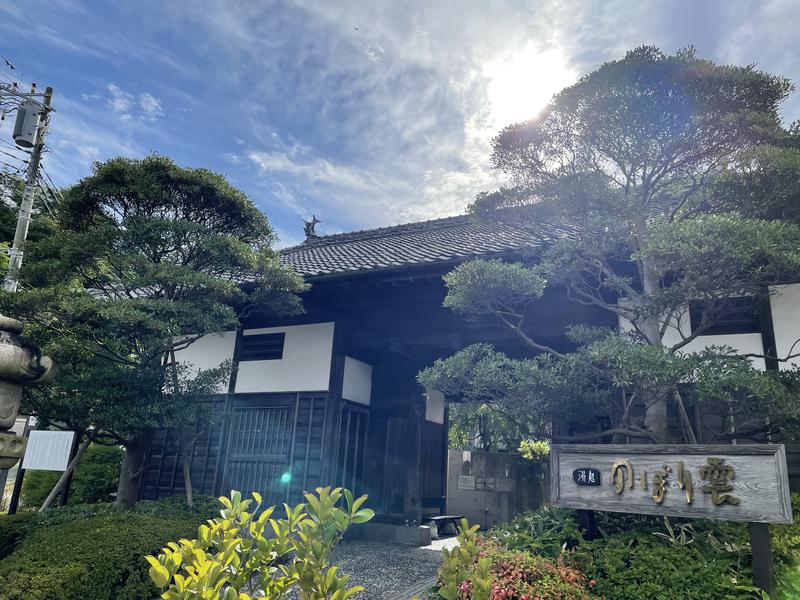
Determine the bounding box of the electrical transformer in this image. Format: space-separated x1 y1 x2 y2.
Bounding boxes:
12 100 41 148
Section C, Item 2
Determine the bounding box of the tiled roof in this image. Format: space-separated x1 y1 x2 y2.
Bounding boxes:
279 214 576 278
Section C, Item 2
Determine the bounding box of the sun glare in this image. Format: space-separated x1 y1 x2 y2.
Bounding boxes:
486 44 577 128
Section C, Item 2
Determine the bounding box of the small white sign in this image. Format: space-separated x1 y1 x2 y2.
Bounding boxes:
21 430 75 471
457 475 476 490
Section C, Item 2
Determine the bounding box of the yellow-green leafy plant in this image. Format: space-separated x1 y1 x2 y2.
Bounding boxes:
145 486 374 600
437 519 492 600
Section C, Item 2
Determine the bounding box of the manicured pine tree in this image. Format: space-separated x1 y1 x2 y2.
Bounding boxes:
2 155 307 506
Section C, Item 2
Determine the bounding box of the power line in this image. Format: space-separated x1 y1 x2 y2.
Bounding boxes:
0 159 26 174
40 166 65 203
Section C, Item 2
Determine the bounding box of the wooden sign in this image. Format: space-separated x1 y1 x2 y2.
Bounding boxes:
550 444 793 524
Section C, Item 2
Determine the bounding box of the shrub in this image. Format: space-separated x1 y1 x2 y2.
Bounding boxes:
570 529 751 600
0 508 203 600
146 487 374 599
436 520 594 600
138 493 221 519
0 512 37 559
21 444 123 507
489 506 584 558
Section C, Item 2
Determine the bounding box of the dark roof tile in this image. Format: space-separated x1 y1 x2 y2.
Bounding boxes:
279 214 574 278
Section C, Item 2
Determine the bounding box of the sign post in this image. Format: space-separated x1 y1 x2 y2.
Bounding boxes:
550 444 793 595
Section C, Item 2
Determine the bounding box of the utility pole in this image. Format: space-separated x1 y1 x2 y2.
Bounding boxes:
0 84 54 511
3 85 54 292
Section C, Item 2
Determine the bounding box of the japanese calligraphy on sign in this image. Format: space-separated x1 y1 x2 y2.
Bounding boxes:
550 444 792 524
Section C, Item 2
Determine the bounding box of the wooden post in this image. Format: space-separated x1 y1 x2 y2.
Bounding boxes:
40 438 90 512
6 416 30 514
59 432 82 506
748 522 774 596
576 509 598 540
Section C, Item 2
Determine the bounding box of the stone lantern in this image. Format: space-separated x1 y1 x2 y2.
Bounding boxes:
0 315 54 469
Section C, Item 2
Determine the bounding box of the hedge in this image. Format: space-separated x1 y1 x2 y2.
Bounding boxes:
0 496 217 600
482 493 800 599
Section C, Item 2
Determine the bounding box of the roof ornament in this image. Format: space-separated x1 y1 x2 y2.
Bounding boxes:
303 214 321 239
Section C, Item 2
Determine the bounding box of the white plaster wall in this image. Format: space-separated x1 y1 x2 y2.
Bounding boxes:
426 390 445 424
174 331 237 393
342 357 372 405
770 284 800 370
619 310 766 370
235 322 335 393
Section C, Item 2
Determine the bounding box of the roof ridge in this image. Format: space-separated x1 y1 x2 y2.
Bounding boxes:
283 213 475 252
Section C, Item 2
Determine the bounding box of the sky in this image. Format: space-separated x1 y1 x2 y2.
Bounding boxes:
0 0 798 247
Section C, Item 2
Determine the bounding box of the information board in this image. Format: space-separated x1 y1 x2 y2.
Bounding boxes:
21 430 76 471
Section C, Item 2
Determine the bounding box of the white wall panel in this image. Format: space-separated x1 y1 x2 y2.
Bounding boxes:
426 390 445 424
174 330 237 393
770 284 800 370
342 357 372 405
235 322 335 393
620 310 765 370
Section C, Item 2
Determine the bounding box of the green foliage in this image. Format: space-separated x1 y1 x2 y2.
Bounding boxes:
2 155 307 445
146 487 374 599
22 443 123 507
422 46 800 444
447 402 530 451
709 132 800 223
486 497 800 599
0 155 308 504
769 492 800 599
517 439 550 461
0 512 37 559
0 506 205 600
442 259 546 320
436 519 594 600
438 519 487 600
571 530 750 600
421 333 800 442
489 506 582 559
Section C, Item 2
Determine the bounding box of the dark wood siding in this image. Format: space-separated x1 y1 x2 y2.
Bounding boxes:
141 393 329 505
287 394 327 501
421 421 445 507
335 402 369 495
140 400 226 500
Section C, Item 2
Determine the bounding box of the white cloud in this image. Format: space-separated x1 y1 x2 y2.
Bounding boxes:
139 92 163 121
107 83 134 115
6 0 799 236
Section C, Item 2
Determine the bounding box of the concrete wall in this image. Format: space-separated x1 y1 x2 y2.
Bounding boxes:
770 284 800 370
446 450 545 529
236 322 335 393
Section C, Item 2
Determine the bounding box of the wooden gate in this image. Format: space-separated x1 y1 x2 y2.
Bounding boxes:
222 400 294 505
221 394 327 505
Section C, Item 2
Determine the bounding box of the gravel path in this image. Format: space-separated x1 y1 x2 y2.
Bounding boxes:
308 539 443 600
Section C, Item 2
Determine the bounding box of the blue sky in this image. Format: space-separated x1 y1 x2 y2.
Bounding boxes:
1 0 798 247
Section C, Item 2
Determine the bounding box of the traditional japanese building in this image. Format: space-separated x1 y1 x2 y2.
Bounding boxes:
138 214 800 521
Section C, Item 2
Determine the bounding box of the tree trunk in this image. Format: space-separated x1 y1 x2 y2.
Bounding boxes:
636 220 672 443
116 432 149 508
